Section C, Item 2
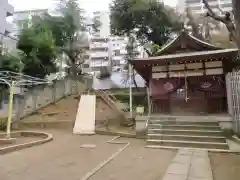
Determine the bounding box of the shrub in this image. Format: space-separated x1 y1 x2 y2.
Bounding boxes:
0 117 7 131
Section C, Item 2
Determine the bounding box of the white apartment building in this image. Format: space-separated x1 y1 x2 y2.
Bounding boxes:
86 11 126 73
91 11 110 37
177 0 232 14
110 36 128 67
0 0 15 51
13 9 49 36
85 11 147 74
87 36 111 73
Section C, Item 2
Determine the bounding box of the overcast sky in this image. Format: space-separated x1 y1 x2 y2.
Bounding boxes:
10 0 178 13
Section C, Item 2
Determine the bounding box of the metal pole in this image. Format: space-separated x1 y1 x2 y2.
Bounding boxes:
6 81 14 138
129 64 133 117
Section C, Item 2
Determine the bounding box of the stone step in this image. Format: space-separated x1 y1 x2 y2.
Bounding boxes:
148 128 223 136
147 139 229 150
148 124 221 130
147 134 226 143
149 120 219 126
145 145 230 152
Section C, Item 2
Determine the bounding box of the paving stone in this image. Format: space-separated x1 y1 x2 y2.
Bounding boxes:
166 162 189 175
162 173 186 180
178 149 194 156
188 178 212 180
189 156 213 179
161 149 213 180
173 154 191 164
193 150 208 157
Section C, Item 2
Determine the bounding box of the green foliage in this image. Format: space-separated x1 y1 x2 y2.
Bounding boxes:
150 44 161 55
0 43 22 72
1 54 23 72
124 35 139 62
17 21 57 78
15 0 87 78
110 0 182 46
50 0 87 75
0 117 7 131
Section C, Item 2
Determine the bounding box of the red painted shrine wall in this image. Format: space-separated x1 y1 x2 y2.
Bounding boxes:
150 75 227 114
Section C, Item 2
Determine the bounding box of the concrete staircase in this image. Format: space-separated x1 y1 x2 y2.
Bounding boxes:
146 116 229 151
98 90 131 121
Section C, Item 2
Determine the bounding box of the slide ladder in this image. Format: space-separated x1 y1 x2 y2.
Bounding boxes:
98 90 129 120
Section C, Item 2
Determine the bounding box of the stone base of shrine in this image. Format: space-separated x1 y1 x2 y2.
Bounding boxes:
157 114 232 129
136 114 233 138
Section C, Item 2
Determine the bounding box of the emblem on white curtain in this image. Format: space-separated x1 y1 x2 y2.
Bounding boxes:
201 81 212 89
163 82 174 91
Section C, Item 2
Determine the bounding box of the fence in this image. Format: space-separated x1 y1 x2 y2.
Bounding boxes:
226 71 240 134
0 76 92 121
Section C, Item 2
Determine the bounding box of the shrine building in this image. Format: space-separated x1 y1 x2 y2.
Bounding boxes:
130 30 239 115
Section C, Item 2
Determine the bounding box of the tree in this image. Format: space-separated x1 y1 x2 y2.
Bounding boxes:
150 44 162 55
186 8 204 40
0 43 23 72
92 16 102 32
17 21 57 78
110 0 181 46
202 0 240 48
55 0 87 76
121 35 139 90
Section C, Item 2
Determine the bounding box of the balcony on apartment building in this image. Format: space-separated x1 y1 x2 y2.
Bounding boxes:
90 60 109 68
112 58 126 66
90 52 109 60
91 37 109 43
90 42 108 51
4 21 13 35
6 3 14 17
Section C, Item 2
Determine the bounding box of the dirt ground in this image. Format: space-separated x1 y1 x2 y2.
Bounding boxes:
210 153 240 180
0 130 175 180
89 137 175 180
22 95 118 123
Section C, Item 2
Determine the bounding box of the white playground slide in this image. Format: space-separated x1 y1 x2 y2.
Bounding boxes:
73 95 96 135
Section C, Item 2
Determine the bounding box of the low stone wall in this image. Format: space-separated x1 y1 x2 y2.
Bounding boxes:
135 116 148 138
0 131 53 155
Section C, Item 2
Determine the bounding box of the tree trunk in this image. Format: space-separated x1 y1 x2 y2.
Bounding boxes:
232 0 240 48
70 62 79 94
132 71 139 91
202 0 240 48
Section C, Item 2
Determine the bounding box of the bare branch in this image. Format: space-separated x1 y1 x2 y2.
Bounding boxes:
202 0 237 43
186 7 204 40
202 0 226 23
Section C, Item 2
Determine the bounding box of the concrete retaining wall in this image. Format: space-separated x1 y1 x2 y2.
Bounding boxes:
135 116 148 138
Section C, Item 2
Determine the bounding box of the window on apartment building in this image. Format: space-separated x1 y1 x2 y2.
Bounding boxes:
221 3 232 8
83 64 90 68
114 50 121 56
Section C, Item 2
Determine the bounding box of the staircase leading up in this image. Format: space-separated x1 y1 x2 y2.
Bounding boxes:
98 90 129 120
145 116 229 151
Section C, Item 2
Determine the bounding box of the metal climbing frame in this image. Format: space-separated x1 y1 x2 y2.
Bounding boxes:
0 71 51 138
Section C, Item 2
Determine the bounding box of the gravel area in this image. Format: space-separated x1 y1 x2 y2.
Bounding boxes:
0 130 175 180
210 152 240 180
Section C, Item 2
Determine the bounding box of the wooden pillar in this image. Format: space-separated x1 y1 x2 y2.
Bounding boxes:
166 61 171 114
203 60 208 113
